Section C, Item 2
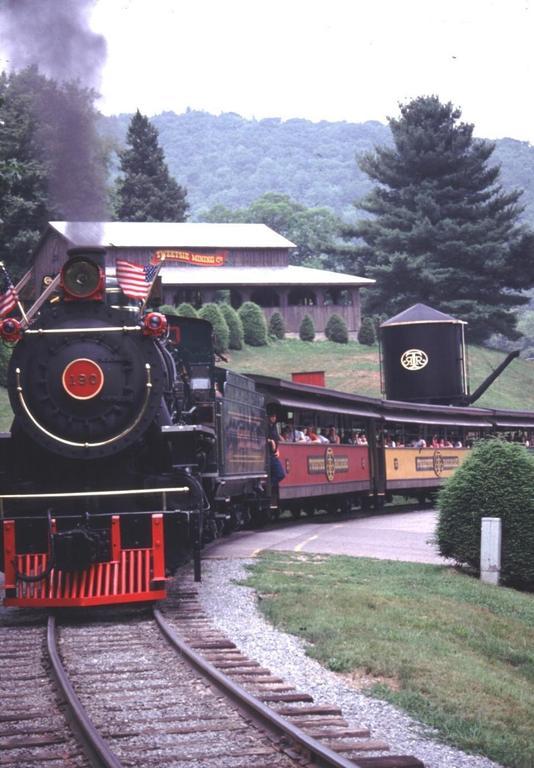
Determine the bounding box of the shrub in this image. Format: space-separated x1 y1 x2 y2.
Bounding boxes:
437 439 534 589
325 313 348 343
238 301 268 346
357 316 376 345
158 303 178 316
299 314 315 341
198 303 230 354
176 302 198 318
220 303 244 350
268 311 285 340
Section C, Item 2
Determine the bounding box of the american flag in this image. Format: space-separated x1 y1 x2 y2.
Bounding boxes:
115 260 159 300
0 267 18 318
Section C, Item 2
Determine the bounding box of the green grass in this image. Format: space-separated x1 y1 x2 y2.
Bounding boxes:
243 552 534 768
222 339 534 410
0 388 11 431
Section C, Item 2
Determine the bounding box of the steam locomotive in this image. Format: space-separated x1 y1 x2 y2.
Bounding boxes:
2 247 533 609
0 247 268 608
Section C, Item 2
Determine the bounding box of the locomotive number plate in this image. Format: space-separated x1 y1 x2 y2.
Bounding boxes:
62 358 104 400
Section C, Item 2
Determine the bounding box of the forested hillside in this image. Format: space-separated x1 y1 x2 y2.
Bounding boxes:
99 111 534 222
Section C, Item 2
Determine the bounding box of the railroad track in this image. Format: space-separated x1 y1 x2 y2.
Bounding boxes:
1 588 425 768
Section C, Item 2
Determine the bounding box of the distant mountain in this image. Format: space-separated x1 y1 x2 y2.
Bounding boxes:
99 110 534 223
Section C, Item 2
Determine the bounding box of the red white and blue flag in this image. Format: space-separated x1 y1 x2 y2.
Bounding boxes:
115 260 160 300
0 267 19 318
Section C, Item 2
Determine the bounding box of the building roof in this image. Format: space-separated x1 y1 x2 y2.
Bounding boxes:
381 303 465 327
49 221 296 249
156 265 373 287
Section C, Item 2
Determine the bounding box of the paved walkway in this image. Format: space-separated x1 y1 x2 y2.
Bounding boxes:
204 509 452 564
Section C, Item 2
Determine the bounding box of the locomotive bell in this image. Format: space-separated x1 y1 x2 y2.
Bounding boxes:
380 303 467 405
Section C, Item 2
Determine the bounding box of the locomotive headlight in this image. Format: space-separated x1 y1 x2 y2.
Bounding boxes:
61 256 103 300
142 312 168 337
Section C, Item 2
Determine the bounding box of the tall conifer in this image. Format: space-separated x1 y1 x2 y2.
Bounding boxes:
348 95 534 341
115 110 188 222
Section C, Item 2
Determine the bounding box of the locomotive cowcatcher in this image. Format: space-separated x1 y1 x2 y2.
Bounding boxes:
0 247 268 607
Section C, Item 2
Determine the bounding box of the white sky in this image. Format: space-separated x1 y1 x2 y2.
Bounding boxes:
6 0 534 143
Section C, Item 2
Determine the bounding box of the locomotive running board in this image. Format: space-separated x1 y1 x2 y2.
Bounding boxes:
2 514 167 608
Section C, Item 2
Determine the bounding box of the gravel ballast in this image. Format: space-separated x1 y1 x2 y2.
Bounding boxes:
195 558 503 768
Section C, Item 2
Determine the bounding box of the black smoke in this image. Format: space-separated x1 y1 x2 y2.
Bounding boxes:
0 0 109 220
0 0 106 89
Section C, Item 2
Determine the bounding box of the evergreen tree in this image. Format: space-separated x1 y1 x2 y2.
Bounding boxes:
0 71 50 278
347 95 534 342
158 303 178 315
198 303 229 354
299 314 315 341
357 316 376 345
268 311 286 339
220 303 244 350
115 110 188 222
176 302 198 318
325 313 349 343
238 301 268 346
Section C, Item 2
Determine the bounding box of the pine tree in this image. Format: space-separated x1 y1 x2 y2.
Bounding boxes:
220 303 244 350
175 302 198 318
299 314 315 341
238 302 268 346
268 311 286 340
198 303 229 354
325 314 349 343
357 316 376 345
115 110 188 222
347 95 534 342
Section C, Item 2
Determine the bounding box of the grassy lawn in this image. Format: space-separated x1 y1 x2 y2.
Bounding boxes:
0 387 11 431
243 552 534 768
222 339 534 410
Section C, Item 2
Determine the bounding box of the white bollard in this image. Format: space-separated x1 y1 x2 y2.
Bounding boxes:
480 517 502 585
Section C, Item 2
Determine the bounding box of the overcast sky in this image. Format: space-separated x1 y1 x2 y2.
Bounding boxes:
3 0 534 143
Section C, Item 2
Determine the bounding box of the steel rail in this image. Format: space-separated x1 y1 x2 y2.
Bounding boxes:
46 615 124 768
153 607 365 768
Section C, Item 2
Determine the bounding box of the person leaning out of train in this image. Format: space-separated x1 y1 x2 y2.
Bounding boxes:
327 425 341 444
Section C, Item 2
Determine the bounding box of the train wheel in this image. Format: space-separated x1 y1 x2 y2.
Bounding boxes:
290 506 301 519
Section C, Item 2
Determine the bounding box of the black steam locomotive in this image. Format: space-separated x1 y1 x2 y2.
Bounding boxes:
0 247 268 607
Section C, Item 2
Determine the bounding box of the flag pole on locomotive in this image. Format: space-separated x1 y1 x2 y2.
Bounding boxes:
0 262 28 341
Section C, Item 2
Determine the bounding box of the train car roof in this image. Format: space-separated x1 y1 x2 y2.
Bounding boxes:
245 374 522 428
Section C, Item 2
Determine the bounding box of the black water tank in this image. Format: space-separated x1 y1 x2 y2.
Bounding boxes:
380 304 467 404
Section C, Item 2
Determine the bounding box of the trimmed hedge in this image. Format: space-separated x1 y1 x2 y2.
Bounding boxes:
176 302 198 318
437 438 534 589
220 303 244 350
238 301 268 346
357 316 376 345
325 313 348 343
299 314 315 341
268 311 285 340
158 303 178 316
198 303 230 354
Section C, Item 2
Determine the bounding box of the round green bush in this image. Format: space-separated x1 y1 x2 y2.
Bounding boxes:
220 303 244 350
437 439 534 589
237 302 268 346
325 313 348 343
158 303 178 316
268 311 285 340
299 314 315 342
198 303 230 354
176 302 198 318
357 316 376 345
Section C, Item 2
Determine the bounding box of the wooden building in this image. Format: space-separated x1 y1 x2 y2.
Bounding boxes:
32 222 374 338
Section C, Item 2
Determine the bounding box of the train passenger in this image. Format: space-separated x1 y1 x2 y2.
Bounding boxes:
356 432 368 446
327 425 341 444
285 420 306 442
316 429 330 444
267 412 285 489
341 430 353 444
280 426 291 441
413 437 427 449
304 425 321 442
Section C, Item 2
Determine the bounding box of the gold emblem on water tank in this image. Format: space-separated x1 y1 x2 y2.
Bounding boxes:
400 349 429 371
